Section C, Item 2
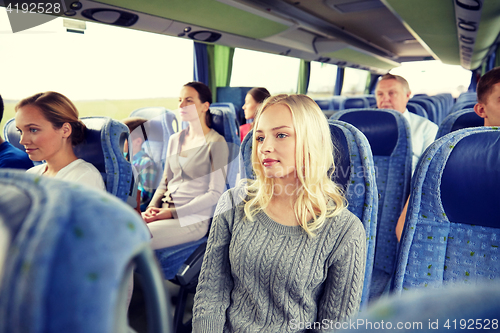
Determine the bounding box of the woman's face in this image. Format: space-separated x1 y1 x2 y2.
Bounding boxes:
242 93 259 120
178 86 209 123
255 104 296 183
15 104 69 162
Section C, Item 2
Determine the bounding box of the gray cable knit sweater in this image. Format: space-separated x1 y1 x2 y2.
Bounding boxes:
192 188 366 333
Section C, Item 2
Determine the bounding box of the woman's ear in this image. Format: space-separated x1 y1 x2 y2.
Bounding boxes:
61 122 72 139
202 101 210 113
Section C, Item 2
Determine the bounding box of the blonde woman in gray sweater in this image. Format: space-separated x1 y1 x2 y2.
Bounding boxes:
193 94 366 332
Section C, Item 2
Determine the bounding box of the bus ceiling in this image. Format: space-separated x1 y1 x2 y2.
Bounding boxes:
11 0 500 73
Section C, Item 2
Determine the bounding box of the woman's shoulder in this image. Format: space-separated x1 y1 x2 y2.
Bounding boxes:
328 207 365 237
207 128 226 143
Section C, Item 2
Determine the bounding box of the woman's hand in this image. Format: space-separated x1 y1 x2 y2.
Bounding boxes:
142 207 173 223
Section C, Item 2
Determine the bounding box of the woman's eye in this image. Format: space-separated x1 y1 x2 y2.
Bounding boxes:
277 133 287 139
256 136 264 142
29 128 38 133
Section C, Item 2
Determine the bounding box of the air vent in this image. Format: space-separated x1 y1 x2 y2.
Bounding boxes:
324 0 385 13
81 9 138 27
188 31 221 43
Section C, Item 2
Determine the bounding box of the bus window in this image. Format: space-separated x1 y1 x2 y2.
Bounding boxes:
307 62 338 99
230 48 299 94
342 67 369 96
390 60 472 98
0 10 193 132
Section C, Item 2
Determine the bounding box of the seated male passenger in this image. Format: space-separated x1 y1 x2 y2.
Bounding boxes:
474 66 500 126
375 74 438 172
0 94 34 170
376 75 438 242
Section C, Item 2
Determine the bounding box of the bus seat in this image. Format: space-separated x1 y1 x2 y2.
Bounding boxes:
406 102 428 119
77 117 133 202
3 116 133 203
456 91 477 104
240 128 254 180
314 98 334 111
410 98 438 124
330 109 412 301
451 100 477 113
211 103 241 136
435 109 484 139
130 107 179 133
392 127 500 294
340 281 500 333
362 95 377 108
328 120 378 309
340 97 370 110
0 170 170 333
3 118 24 151
216 86 252 126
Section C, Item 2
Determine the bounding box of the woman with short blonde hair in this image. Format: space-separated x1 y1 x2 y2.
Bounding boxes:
193 94 366 332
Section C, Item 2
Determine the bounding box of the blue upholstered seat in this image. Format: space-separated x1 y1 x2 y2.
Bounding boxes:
410 98 438 124
392 127 500 294
240 127 254 180
314 98 335 111
3 118 24 151
3 116 133 202
406 102 428 119
435 108 484 139
0 170 170 333
328 120 378 309
340 97 370 110
338 281 500 333
330 109 412 300
216 86 252 126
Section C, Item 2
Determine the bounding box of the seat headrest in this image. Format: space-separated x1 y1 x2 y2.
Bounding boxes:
3 118 23 151
211 108 226 138
441 131 500 227
329 124 350 189
74 118 106 174
450 110 484 132
338 110 398 156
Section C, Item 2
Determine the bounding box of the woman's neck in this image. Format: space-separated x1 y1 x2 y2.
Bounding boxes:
44 147 78 177
187 119 211 137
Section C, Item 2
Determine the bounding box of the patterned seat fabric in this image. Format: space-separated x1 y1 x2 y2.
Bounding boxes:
330 109 412 301
393 127 500 293
435 108 484 139
328 120 378 309
0 170 166 333
338 281 500 333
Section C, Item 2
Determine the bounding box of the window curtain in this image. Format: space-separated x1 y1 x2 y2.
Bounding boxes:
194 43 235 102
297 59 311 94
193 42 209 86
334 67 345 95
366 73 380 94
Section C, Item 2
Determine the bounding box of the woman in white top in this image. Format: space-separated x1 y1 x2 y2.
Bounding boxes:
15 92 105 191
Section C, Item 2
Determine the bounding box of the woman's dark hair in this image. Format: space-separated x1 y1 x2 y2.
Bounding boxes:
184 81 213 128
248 87 271 104
15 91 86 146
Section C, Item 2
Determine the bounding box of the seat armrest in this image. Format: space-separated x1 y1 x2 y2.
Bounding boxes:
175 242 207 286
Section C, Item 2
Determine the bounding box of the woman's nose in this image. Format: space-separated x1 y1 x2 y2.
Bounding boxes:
259 138 273 153
19 132 28 145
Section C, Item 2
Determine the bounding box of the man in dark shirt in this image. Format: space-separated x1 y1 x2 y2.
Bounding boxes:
0 94 34 170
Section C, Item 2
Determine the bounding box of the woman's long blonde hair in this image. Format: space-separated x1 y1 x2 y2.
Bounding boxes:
243 94 346 236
